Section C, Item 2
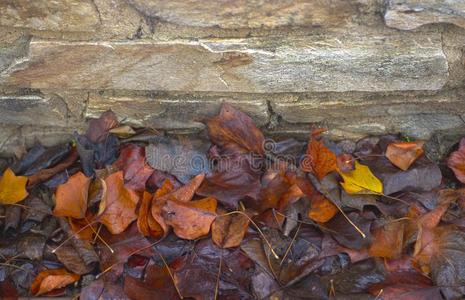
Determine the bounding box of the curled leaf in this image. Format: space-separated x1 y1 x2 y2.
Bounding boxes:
0 168 28 204
53 172 91 219
301 130 337 179
338 161 383 194
31 268 79 296
386 141 424 171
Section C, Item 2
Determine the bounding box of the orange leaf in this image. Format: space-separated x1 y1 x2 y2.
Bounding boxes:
137 191 163 238
308 193 338 223
212 210 249 248
301 130 336 179
31 268 79 296
68 212 96 241
53 172 91 219
386 141 424 171
368 220 404 259
0 168 28 204
447 138 465 184
162 197 217 240
97 171 140 234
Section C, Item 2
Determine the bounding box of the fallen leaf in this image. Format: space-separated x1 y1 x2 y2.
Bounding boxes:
308 193 338 223
212 210 250 248
207 103 265 154
137 191 163 237
301 130 337 179
30 268 79 296
162 197 217 240
338 161 383 194
116 144 154 191
386 141 425 171
53 172 91 219
109 125 136 138
368 219 404 259
447 137 465 184
27 148 78 187
97 171 140 234
86 109 119 143
0 168 28 204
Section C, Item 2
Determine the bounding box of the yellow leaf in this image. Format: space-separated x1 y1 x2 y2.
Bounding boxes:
0 168 29 204
338 161 383 194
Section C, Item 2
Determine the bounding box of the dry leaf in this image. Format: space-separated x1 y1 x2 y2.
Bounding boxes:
368 220 404 259
207 103 265 154
162 197 217 240
212 210 250 248
301 130 337 179
31 268 79 296
386 141 424 171
97 171 140 234
109 125 136 138
137 191 163 238
447 137 465 184
338 161 383 194
0 168 28 204
308 193 338 223
53 172 91 219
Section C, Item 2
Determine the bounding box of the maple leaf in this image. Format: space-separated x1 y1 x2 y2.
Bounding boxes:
53 171 91 219
30 268 79 296
301 129 337 180
338 161 383 194
386 141 424 171
97 171 140 234
0 168 28 204
162 197 217 240
447 137 465 184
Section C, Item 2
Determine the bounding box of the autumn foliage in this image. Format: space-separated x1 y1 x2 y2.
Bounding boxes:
1 105 465 299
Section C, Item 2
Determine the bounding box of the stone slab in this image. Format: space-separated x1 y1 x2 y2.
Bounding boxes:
0 33 448 92
384 0 465 30
0 0 99 32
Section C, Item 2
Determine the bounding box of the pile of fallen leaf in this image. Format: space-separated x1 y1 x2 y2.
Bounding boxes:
1 103 465 299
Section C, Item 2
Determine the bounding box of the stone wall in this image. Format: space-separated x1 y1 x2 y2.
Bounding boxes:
0 0 464 154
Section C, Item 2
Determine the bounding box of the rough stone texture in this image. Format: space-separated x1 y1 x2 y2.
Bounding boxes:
0 94 77 127
126 0 365 29
86 94 270 132
0 37 30 73
0 0 100 32
272 91 465 123
384 0 465 30
0 33 448 92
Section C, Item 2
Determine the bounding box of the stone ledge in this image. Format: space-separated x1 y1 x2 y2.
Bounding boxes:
0 32 448 92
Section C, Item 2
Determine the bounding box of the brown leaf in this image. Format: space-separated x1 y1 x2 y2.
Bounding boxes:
301 130 337 179
86 109 119 143
386 141 425 171
27 148 78 187
308 193 338 223
0 168 28 204
97 171 140 234
162 197 217 240
447 137 465 183
68 212 96 241
207 103 265 154
54 244 94 275
30 268 79 296
53 172 91 219
212 210 249 248
368 219 404 259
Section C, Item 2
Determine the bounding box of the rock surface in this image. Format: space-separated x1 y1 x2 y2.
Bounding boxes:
0 0 100 32
126 0 363 29
384 0 465 30
0 33 448 92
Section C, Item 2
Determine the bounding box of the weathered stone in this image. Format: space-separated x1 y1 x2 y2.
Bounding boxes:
384 0 465 30
126 0 364 29
0 94 73 127
0 37 30 73
86 95 270 131
272 93 465 123
1 33 448 92
0 0 100 32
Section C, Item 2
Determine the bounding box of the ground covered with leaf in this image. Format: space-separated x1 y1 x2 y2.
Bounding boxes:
1 104 465 299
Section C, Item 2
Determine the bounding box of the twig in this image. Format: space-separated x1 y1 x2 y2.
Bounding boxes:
214 249 223 300
280 222 301 267
85 217 114 253
155 249 184 300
